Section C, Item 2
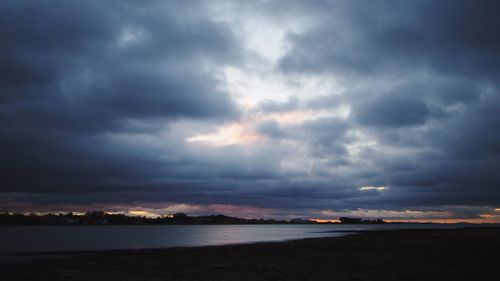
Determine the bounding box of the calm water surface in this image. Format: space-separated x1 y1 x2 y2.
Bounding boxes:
0 224 471 254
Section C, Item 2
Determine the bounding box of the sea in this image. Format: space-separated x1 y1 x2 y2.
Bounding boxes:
0 223 478 254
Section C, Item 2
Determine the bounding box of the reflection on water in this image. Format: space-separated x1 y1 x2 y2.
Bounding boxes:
0 224 472 254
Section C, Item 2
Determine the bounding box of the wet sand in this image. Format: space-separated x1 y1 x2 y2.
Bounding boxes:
2 227 499 281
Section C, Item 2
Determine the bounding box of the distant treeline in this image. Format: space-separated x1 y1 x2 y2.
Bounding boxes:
0 211 386 225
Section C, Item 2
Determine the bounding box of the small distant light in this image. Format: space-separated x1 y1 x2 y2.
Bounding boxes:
359 186 387 191
495 208 500 212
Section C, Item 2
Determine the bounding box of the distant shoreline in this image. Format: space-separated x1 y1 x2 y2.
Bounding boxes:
0 212 389 226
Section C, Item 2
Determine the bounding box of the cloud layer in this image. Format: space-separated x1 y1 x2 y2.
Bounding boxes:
1 0 499 222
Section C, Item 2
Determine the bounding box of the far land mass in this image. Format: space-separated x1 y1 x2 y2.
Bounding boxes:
0 211 386 225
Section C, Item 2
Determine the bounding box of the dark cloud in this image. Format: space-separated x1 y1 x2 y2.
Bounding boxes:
354 93 430 128
0 1 238 194
280 0 500 79
0 1 238 127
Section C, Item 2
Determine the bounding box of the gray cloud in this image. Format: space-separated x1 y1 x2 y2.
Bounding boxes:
1 0 500 220
353 93 430 128
0 1 238 193
280 0 500 79
273 0 500 213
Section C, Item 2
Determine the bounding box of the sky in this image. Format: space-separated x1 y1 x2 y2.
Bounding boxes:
1 0 500 223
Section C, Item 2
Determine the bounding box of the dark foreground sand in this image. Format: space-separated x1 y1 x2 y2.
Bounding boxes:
2 227 499 281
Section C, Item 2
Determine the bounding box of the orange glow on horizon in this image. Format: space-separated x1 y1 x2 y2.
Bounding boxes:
128 210 156 217
385 218 500 224
311 219 340 223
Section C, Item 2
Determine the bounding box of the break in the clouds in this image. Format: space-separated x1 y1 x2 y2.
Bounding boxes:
1 0 500 222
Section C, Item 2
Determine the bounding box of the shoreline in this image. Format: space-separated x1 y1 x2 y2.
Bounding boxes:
2 227 499 280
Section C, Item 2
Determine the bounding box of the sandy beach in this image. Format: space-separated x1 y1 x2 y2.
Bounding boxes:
1 227 499 281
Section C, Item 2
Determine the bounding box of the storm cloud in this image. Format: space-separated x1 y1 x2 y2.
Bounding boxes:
1 0 499 222
0 0 238 191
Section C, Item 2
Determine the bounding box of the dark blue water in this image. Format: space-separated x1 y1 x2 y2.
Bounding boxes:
0 224 472 254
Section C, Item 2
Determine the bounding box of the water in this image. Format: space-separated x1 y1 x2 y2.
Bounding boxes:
0 224 473 254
